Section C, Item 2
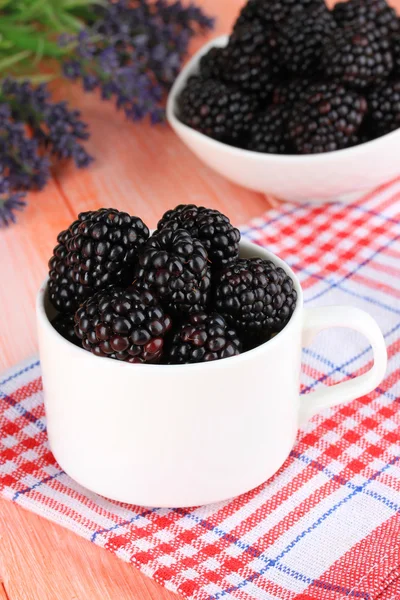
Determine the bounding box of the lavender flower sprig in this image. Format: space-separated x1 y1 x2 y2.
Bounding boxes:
0 103 50 191
0 79 92 228
0 191 26 227
1 79 93 169
62 0 214 123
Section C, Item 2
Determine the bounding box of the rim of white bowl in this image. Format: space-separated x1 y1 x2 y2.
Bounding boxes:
37 239 304 371
167 34 400 162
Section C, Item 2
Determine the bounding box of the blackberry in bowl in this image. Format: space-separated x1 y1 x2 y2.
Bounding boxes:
177 76 257 145
166 312 242 364
48 208 149 314
214 258 298 346
134 226 212 316
168 0 400 204
287 82 368 154
74 285 172 363
156 204 240 269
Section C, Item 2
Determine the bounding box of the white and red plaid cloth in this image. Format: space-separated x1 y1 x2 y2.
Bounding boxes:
1 180 400 600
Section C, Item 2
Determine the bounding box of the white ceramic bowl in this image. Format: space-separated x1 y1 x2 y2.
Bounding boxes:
167 35 400 204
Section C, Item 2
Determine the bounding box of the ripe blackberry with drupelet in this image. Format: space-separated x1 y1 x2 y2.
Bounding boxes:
391 31 400 74
248 105 290 154
235 0 326 28
177 76 257 144
199 47 227 80
48 208 149 314
66 208 149 288
48 217 94 314
322 22 393 90
221 19 281 101
166 312 242 364
74 285 172 363
288 82 368 154
277 8 336 75
214 258 297 343
367 79 400 136
272 78 314 108
157 204 240 269
135 227 211 315
333 0 399 36
51 313 81 346
233 0 260 31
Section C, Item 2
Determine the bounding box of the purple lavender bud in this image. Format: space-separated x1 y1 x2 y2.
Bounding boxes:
99 47 120 74
58 33 75 47
0 103 50 192
63 60 82 80
0 191 27 227
59 0 214 123
83 74 99 91
72 146 93 169
0 80 92 199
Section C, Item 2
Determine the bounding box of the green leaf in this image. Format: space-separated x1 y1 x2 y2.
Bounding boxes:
0 49 31 70
58 11 85 31
12 72 55 83
0 21 36 32
15 0 51 21
0 27 66 57
0 40 15 49
43 5 65 31
62 0 105 8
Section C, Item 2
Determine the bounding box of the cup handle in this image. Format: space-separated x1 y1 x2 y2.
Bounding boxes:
299 306 387 425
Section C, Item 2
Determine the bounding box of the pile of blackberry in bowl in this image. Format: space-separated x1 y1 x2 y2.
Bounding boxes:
176 0 400 154
48 205 297 365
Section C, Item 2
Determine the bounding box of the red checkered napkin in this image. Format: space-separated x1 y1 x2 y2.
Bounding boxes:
1 180 400 600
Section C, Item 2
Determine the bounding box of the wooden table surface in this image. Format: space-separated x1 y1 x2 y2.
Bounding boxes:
0 1 271 598
5 0 399 595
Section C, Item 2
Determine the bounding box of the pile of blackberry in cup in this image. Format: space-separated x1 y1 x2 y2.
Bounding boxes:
177 0 400 154
49 206 297 364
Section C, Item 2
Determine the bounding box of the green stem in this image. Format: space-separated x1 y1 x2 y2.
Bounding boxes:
0 27 67 58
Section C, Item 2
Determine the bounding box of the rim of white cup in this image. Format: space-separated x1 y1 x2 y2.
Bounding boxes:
166 34 400 162
37 239 304 371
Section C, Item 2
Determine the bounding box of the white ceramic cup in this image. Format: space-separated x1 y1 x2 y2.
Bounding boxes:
167 35 400 204
37 239 387 507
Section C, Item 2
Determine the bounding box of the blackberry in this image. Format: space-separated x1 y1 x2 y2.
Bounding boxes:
272 77 314 108
51 313 81 346
233 0 260 31
333 0 399 37
166 312 241 364
177 76 257 143
222 19 281 100
199 47 227 80
278 9 336 75
67 208 149 288
75 285 172 363
48 220 94 314
135 227 211 315
391 30 400 74
214 258 297 341
157 205 240 269
48 209 149 314
322 22 393 90
247 105 290 154
288 82 368 153
357 128 373 144
367 79 400 136
237 0 325 28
